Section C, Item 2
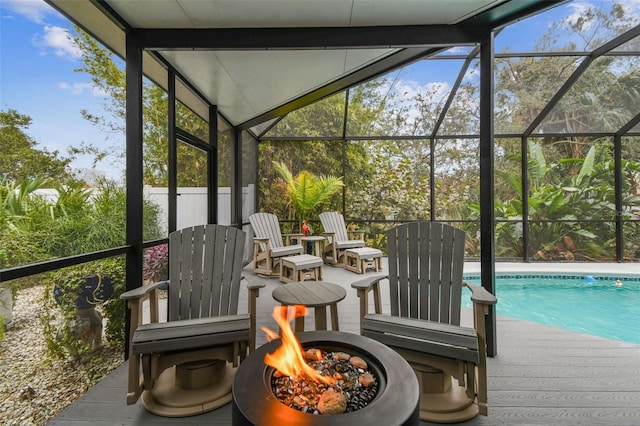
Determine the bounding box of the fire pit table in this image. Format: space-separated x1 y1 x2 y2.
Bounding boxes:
232 331 420 426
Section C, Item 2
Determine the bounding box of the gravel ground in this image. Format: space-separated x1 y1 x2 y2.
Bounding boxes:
0 286 123 426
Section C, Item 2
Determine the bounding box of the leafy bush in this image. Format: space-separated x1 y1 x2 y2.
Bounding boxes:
143 244 168 282
471 141 640 260
1 176 163 361
40 258 126 360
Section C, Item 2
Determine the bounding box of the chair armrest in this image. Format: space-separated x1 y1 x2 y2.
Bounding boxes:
464 282 497 305
120 280 168 300
352 275 386 331
322 232 336 243
348 230 365 240
351 274 388 290
244 275 266 290
283 233 303 245
253 237 272 255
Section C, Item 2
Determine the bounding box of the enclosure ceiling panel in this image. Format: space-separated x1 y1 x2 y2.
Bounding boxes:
160 48 397 125
47 0 562 128
106 0 509 28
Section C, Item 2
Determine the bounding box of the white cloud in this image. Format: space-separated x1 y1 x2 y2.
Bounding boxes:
563 0 640 30
0 0 55 24
463 67 479 82
58 81 107 97
619 0 640 22
563 2 594 30
390 80 451 123
33 25 81 59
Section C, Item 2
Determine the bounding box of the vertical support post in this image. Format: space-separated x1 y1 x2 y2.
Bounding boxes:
209 105 219 224
521 135 529 261
429 136 435 220
232 128 242 226
168 70 177 233
614 134 623 262
125 35 144 359
479 32 497 357
613 111 640 262
341 90 350 214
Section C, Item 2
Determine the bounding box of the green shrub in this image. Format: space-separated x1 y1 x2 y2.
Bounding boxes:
40 258 126 360
0 313 5 342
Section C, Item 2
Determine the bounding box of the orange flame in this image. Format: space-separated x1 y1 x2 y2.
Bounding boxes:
261 305 335 385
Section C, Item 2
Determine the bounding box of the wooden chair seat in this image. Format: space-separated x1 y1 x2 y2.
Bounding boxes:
271 245 305 258
132 315 251 355
362 314 479 363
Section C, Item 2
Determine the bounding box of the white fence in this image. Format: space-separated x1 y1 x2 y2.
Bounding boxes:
145 185 255 234
146 185 255 262
34 185 256 262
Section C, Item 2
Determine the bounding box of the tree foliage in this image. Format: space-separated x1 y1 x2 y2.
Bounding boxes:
71 28 211 186
272 161 343 229
0 109 75 184
58 3 640 260
0 177 162 269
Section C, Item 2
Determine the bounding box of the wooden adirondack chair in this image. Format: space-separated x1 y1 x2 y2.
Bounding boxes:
352 221 497 423
319 211 366 265
120 224 264 417
248 212 303 276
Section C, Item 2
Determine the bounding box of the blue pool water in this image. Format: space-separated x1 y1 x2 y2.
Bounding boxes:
463 275 640 344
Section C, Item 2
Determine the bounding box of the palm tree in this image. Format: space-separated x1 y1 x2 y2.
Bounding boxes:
272 161 343 233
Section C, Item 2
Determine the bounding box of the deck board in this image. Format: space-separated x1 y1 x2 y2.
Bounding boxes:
48 261 640 426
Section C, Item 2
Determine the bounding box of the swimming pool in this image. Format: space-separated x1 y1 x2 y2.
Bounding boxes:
463 274 640 345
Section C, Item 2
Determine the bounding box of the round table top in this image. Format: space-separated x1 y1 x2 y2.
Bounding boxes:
272 281 346 307
300 235 326 241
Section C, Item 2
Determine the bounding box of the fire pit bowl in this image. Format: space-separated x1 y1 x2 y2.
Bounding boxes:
232 331 419 426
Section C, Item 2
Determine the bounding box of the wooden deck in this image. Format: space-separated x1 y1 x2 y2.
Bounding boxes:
48 261 640 425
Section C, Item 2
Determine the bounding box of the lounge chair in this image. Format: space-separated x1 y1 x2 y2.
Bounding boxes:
352 221 497 423
120 224 264 417
319 211 366 265
248 212 303 276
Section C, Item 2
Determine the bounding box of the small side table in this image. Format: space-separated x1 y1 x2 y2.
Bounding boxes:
301 235 325 256
272 281 346 332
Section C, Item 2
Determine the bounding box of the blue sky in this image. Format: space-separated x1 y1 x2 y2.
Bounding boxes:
1 0 637 182
0 0 119 179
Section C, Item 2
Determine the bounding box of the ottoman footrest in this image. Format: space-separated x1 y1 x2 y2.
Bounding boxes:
280 254 324 283
345 248 383 274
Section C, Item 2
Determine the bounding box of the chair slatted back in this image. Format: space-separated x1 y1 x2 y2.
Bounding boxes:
386 221 465 325
319 212 349 242
249 213 285 249
167 224 245 322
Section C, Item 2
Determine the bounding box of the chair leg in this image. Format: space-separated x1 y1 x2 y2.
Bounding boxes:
142 354 153 390
127 354 142 404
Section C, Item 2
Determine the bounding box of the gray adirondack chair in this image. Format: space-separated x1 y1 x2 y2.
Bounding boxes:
352 221 497 423
319 211 366 265
249 212 303 276
120 224 264 417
